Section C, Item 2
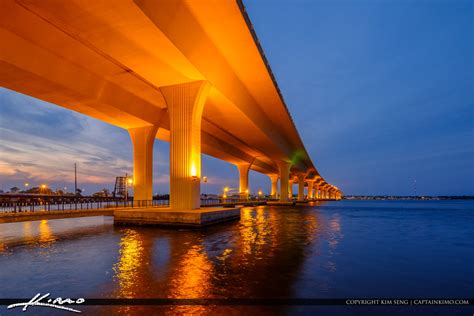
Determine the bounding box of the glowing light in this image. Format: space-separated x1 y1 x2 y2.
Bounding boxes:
40 184 47 189
127 178 133 185
190 164 197 177
245 189 249 194
24 182 29 187
224 187 229 193
202 176 208 183
258 190 263 196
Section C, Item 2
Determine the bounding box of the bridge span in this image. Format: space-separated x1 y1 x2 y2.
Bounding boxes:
0 0 342 215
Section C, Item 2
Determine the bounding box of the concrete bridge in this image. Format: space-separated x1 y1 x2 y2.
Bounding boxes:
0 0 342 224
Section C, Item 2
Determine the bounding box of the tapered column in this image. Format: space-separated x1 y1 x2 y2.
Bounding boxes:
269 174 279 199
277 161 291 202
297 174 305 201
307 180 314 200
237 163 251 198
128 126 158 203
161 81 210 210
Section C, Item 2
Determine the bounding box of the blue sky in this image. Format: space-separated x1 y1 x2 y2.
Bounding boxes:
0 0 473 195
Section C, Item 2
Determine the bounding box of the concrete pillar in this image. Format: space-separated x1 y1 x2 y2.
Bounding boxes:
128 125 158 203
161 81 211 210
236 163 251 198
297 174 305 201
277 161 291 202
307 180 314 200
269 174 279 199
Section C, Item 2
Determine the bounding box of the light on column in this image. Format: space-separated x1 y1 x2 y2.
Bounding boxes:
191 164 198 181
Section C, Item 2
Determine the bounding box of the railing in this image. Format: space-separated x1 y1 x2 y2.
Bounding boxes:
200 198 267 206
0 196 272 214
0 198 169 213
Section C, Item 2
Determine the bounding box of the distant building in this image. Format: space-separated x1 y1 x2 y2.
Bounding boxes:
9 186 21 193
93 189 110 197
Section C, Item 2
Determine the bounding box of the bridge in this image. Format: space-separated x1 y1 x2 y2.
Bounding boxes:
0 0 342 224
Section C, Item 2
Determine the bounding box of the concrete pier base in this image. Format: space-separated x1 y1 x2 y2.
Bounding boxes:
267 201 295 206
295 200 309 204
114 207 241 227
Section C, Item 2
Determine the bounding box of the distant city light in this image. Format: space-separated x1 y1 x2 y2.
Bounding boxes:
127 178 133 185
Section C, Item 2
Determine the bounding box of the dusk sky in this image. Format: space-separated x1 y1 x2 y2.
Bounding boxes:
0 0 473 196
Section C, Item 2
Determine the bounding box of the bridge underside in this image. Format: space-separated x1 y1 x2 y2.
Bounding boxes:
0 0 342 209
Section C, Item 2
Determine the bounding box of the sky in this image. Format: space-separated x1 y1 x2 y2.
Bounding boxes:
0 0 473 196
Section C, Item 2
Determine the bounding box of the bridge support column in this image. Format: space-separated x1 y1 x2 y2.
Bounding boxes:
297 174 305 201
269 174 279 199
128 125 158 203
307 180 314 200
277 161 291 202
237 163 251 199
161 81 211 210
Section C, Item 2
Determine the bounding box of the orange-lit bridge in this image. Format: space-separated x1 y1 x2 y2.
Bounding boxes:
0 0 342 218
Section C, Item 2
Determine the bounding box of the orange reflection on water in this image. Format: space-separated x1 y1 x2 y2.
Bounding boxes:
22 221 34 245
113 229 145 298
38 220 55 245
169 244 212 298
239 207 274 258
166 244 213 315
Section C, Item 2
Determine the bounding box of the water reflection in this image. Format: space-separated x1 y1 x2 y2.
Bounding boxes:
113 229 146 298
38 220 55 245
105 206 335 314
2 201 473 315
0 206 344 314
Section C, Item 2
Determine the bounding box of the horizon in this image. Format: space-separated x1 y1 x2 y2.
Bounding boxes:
0 0 473 196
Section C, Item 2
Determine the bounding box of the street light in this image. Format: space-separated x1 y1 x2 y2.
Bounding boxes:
223 186 229 200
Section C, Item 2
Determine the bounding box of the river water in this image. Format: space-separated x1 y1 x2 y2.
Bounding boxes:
0 200 473 315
